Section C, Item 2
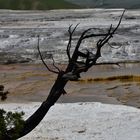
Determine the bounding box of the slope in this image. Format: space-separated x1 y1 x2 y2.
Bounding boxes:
66 0 140 9
0 0 79 10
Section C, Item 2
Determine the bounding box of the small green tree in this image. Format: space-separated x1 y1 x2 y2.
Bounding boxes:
0 85 25 139
0 109 25 140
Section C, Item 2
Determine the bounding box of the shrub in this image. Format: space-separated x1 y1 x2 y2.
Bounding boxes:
0 109 25 140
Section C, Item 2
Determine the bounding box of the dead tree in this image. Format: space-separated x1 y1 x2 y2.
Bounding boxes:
4 10 125 139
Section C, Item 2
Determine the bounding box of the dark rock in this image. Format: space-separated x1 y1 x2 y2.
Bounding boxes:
0 85 4 91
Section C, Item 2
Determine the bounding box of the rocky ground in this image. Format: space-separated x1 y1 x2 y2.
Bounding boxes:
0 9 140 64
0 63 140 108
0 9 140 108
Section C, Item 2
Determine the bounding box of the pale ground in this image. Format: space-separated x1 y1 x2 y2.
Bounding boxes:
1 102 140 140
0 9 140 63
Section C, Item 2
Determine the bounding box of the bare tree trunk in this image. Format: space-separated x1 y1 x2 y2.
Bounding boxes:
19 71 67 137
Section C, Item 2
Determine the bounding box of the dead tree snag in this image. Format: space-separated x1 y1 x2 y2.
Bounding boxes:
4 10 125 139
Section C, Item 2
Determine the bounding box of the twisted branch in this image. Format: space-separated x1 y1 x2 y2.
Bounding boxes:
37 35 60 74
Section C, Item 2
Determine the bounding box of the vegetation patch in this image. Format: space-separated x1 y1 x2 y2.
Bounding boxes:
0 0 79 10
0 109 25 140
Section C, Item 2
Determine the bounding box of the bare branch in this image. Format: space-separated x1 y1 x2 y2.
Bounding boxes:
88 10 125 68
68 10 125 74
37 35 59 74
96 10 125 50
74 29 110 53
112 10 125 33
51 56 61 72
67 24 79 61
